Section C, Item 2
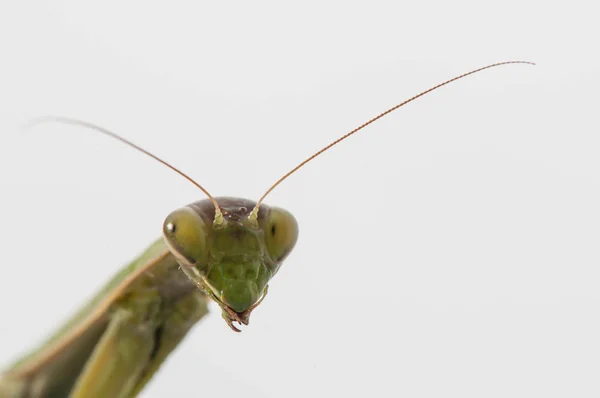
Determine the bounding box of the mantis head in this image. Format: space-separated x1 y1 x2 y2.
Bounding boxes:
162 198 298 331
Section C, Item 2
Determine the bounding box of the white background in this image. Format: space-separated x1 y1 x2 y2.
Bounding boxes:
0 1 598 397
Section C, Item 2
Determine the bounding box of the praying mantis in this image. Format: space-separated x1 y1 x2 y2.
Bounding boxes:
0 61 533 397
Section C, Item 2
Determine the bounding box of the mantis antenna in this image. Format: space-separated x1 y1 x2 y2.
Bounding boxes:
249 60 535 220
23 116 224 225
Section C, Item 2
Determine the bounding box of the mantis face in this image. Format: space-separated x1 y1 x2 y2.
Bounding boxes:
162 197 298 331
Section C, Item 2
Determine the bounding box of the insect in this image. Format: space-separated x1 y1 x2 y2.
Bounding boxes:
0 61 533 397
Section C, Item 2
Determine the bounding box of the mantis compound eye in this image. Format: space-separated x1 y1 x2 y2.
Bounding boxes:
261 207 298 264
163 207 210 269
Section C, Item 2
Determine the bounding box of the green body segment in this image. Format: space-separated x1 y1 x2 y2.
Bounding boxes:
0 239 209 398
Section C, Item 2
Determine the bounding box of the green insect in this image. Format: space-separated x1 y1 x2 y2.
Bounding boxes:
0 61 533 397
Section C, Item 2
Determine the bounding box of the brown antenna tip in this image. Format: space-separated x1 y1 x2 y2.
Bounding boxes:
23 116 224 222
251 60 534 215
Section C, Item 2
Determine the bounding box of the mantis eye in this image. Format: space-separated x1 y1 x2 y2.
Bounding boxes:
163 207 209 268
262 207 298 263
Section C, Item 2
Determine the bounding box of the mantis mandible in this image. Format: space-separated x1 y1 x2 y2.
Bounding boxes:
0 61 533 397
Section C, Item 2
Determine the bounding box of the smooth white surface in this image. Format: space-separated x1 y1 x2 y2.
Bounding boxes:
0 2 598 397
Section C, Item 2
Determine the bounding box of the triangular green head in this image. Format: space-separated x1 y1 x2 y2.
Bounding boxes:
162 197 298 331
